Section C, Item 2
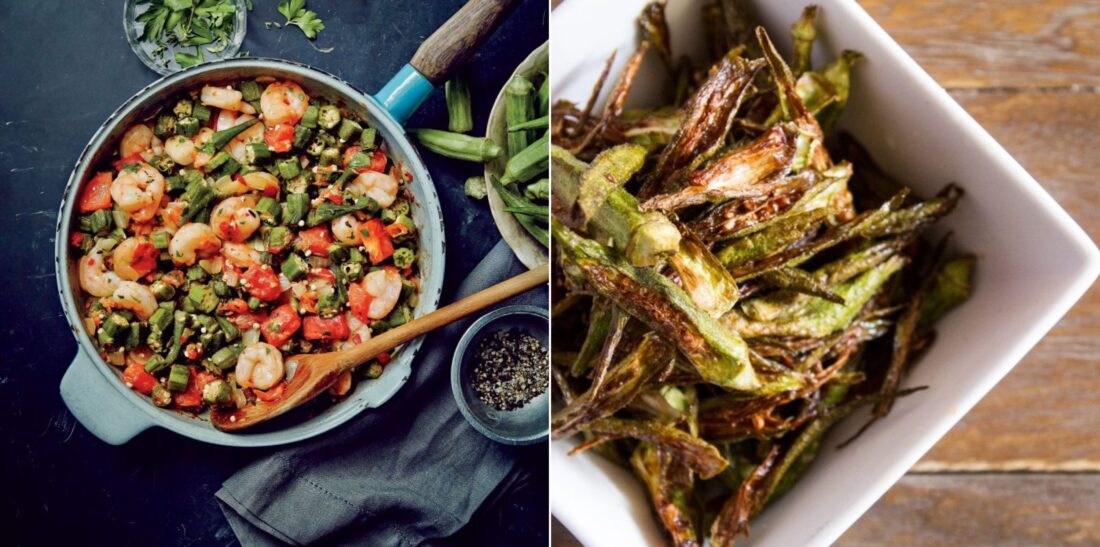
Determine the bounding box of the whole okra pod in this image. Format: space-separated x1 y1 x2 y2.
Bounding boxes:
505 75 536 156
445 78 473 133
501 132 548 185
414 129 502 162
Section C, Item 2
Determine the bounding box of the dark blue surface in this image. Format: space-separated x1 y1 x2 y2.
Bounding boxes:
0 1 547 544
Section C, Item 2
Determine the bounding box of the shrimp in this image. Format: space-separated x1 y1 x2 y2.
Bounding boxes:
200 85 245 112
240 171 280 197
235 342 285 390
226 115 265 163
331 214 361 245
347 171 398 209
79 238 122 297
110 163 165 222
164 134 196 165
361 268 402 319
192 127 215 169
260 81 309 126
222 242 263 268
112 237 158 281
169 223 222 266
103 281 158 320
119 124 154 158
210 195 261 242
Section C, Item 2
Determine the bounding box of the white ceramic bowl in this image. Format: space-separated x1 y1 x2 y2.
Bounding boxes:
550 1 1100 545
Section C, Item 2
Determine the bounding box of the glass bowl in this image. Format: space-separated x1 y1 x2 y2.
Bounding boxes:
123 0 248 76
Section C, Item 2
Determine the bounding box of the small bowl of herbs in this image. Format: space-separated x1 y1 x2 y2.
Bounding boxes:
451 305 549 445
124 0 248 75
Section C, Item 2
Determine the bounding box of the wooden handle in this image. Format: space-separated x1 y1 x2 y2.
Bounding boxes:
332 263 548 372
410 0 517 85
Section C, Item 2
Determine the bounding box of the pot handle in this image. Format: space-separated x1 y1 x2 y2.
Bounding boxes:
374 0 516 124
60 350 155 445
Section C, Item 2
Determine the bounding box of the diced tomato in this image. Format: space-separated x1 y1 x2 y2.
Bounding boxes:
128 240 159 278
254 383 286 402
218 298 250 315
174 370 218 408
303 314 350 341
385 221 412 239
79 172 114 212
121 362 158 395
359 219 394 264
242 264 282 301
348 282 373 323
376 352 392 365
262 304 301 347
369 149 387 172
298 226 333 256
70 232 85 248
264 123 295 153
113 153 144 171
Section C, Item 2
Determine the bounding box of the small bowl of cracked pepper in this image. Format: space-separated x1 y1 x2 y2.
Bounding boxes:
451 305 549 445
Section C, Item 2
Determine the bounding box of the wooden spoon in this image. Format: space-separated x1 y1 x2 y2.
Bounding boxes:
211 264 548 431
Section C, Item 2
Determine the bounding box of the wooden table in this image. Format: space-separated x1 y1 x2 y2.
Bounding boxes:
552 0 1100 544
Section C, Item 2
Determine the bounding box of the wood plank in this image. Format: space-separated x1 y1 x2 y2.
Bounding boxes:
838 474 1100 545
555 474 1100 545
913 91 1100 470
860 0 1100 89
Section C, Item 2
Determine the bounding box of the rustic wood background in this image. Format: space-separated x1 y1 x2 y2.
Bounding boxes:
551 0 1100 544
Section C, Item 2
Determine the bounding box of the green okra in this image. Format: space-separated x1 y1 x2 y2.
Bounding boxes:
491 176 549 246
508 115 548 132
554 220 763 392
551 144 679 266
167 364 190 392
201 119 259 155
504 74 535 156
725 255 907 338
445 78 473 133
919 255 975 327
464 176 487 200
414 129 502 162
789 5 818 75
523 178 549 201
500 132 548 185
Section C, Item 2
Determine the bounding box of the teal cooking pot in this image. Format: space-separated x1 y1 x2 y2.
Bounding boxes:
57 0 516 446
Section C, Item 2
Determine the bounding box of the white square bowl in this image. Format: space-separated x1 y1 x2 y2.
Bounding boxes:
550 1 1100 545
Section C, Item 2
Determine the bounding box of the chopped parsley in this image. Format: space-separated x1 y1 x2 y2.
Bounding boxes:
134 0 239 69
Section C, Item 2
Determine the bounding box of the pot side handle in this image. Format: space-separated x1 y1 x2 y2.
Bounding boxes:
60 350 155 445
374 0 517 125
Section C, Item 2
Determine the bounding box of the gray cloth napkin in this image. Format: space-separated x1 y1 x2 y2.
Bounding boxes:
217 240 545 546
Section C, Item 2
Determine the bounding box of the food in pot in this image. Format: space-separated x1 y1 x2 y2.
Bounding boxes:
70 78 419 415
